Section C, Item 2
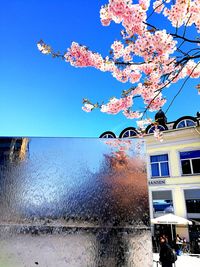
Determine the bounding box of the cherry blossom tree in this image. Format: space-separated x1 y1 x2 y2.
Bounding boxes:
37 0 200 135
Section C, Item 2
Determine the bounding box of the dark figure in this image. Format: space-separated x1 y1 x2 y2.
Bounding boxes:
159 236 175 267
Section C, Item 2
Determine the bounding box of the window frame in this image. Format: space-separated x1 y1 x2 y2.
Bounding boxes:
180 150 200 176
121 129 137 138
176 119 196 128
99 131 116 139
119 127 138 138
151 189 174 215
147 125 166 134
150 154 170 178
184 188 200 215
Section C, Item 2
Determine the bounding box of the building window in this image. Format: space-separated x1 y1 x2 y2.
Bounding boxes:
186 200 200 213
150 154 169 177
152 191 174 214
184 189 200 214
120 130 137 138
180 150 200 175
176 119 195 128
102 134 114 138
148 125 166 134
119 127 138 138
99 131 116 138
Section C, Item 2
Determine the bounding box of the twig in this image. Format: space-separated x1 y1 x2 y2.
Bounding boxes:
165 62 200 114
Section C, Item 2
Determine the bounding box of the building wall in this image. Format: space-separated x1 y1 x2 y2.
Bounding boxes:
146 126 200 241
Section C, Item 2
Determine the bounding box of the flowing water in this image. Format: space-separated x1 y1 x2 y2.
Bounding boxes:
0 137 152 266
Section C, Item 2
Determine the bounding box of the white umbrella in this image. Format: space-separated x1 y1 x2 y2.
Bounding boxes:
151 213 192 240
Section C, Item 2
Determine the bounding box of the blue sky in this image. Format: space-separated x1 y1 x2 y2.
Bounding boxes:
0 0 199 138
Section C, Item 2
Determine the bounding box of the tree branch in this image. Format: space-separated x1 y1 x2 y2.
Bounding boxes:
143 22 200 44
165 62 200 113
176 54 200 66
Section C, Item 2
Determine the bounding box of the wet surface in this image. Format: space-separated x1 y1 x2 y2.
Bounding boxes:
0 138 152 266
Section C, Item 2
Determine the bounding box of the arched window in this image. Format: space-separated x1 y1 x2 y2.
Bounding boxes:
99 131 116 138
176 119 195 128
147 125 167 134
119 127 138 138
173 116 196 129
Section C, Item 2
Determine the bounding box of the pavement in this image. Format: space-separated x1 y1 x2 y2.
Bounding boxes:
153 253 200 266
0 233 199 266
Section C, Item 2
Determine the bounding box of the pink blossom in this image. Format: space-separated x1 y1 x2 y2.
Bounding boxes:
64 42 104 69
38 0 200 124
145 96 167 111
111 40 124 59
100 5 112 26
139 0 150 10
137 118 153 130
123 109 143 119
37 41 51 54
153 0 165 14
82 103 94 112
153 125 164 142
100 96 133 115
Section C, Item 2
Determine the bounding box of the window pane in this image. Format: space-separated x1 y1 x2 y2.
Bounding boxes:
161 162 169 176
151 163 159 177
153 199 173 213
177 121 186 128
123 131 129 137
186 120 195 127
181 160 191 174
148 126 155 134
192 159 200 173
148 125 165 134
151 154 168 163
186 199 200 213
130 130 137 136
180 150 200 159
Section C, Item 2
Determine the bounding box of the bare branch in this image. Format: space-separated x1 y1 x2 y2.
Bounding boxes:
165 62 200 113
143 22 200 44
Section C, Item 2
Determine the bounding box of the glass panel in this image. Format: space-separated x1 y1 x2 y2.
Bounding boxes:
181 160 192 174
160 162 169 176
130 130 137 136
148 126 165 134
177 120 186 128
151 163 160 177
123 131 130 138
180 150 200 159
150 154 168 163
153 200 173 213
152 191 172 200
192 159 200 173
184 189 200 200
0 137 152 266
158 125 165 131
186 120 195 127
186 199 200 213
148 126 155 134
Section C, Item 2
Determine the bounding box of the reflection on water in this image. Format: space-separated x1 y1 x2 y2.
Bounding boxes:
0 137 152 266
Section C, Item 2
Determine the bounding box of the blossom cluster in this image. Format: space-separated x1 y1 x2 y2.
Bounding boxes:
154 0 200 32
37 40 51 54
122 109 143 119
38 0 200 123
100 95 133 114
136 118 153 130
100 0 149 37
134 30 177 62
82 103 94 113
64 42 104 69
153 125 164 142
